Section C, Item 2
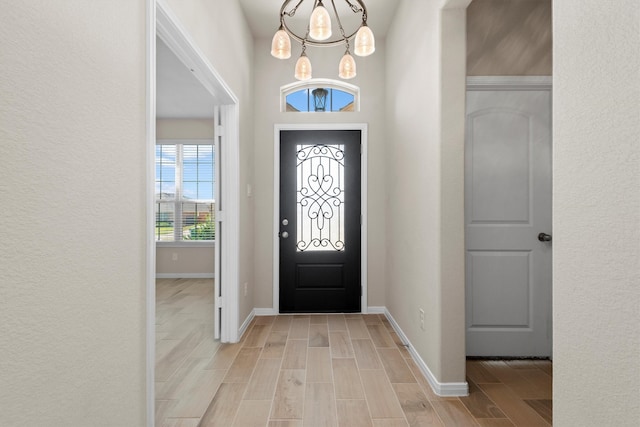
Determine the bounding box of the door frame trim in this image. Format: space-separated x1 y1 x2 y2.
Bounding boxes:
273 123 368 313
147 1 241 425
467 76 552 91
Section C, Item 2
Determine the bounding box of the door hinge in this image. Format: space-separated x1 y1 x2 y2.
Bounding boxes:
215 125 224 137
215 297 224 309
361 286 363 296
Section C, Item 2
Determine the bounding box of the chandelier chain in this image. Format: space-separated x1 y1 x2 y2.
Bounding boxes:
329 0 349 47
344 0 363 15
283 0 305 18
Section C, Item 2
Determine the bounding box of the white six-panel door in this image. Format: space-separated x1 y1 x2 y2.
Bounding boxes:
465 78 552 357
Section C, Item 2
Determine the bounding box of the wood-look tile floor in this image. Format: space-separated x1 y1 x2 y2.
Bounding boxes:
156 279 552 426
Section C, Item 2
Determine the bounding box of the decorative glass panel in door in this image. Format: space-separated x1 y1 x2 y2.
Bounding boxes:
296 144 345 252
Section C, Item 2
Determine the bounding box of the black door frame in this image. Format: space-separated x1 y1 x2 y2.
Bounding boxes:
273 123 368 314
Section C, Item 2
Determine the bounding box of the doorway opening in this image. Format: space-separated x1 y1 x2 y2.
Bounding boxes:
146 1 241 425
463 0 553 360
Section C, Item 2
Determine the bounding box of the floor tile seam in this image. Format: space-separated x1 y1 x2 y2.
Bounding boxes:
199 382 247 427
460 378 509 421
156 336 206 384
306 381 339 426
500 375 551 401
475 382 538 427
513 369 553 395
197 340 227 369
314 315 357 425
393 381 444 426
359 366 409 424
224 345 266 386
444 395 485 426
522 399 553 425
375 346 417 384
342 337 377 425
329 316 371 410
263 331 289 423
511 398 552 427
297 367 308 424
364 318 431 424
229 396 270 427
330 315 355 423
155 357 217 400
242 319 276 350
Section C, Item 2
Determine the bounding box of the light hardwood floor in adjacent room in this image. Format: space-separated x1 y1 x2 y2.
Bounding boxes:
156 279 552 426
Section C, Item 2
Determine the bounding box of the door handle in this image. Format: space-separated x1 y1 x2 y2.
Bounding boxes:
538 233 552 242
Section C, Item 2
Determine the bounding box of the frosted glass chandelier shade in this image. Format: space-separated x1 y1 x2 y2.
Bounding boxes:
309 3 332 41
338 52 356 79
271 28 291 59
272 0 375 80
354 25 375 56
295 53 312 80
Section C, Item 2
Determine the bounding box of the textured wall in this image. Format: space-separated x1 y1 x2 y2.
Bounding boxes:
0 1 146 425
251 37 388 310
467 0 551 75
163 0 256 326
553 0 640 425
385 0 468 383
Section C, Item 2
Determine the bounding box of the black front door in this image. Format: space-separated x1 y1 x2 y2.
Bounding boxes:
279 130 361 313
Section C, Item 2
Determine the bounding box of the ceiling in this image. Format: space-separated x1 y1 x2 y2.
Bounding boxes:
156 37 216 119
156 0 398 119
238 0 398 39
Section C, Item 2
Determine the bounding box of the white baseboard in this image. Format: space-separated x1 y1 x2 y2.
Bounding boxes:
238 309 255 340
253 308 383 315
254 308 278 316
155 273 215 279
383 308 469 397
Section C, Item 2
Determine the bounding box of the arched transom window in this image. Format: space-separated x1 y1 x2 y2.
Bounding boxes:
281 79 360 113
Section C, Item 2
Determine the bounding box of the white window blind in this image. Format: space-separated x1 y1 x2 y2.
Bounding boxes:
155 143 215 241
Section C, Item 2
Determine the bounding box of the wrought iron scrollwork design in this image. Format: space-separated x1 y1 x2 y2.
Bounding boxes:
296 144 345 251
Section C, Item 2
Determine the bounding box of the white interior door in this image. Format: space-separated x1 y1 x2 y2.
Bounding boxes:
465 80 552 357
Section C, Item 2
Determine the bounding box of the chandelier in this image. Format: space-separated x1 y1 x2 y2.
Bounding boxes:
270 0 376 80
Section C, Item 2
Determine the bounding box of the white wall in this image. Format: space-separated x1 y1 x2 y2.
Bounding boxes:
156 118 214 139
156 246 214 277
163 0 256 325
385 0 468 384
252 38 388 310
0 0 255 424
553 1 640 425
0 1 146 425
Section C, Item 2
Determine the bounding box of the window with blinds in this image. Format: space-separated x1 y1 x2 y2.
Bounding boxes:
155 143 215 242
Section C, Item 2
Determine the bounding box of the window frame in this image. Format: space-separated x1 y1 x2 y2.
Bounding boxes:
155 138 215 246
280 78 360 113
